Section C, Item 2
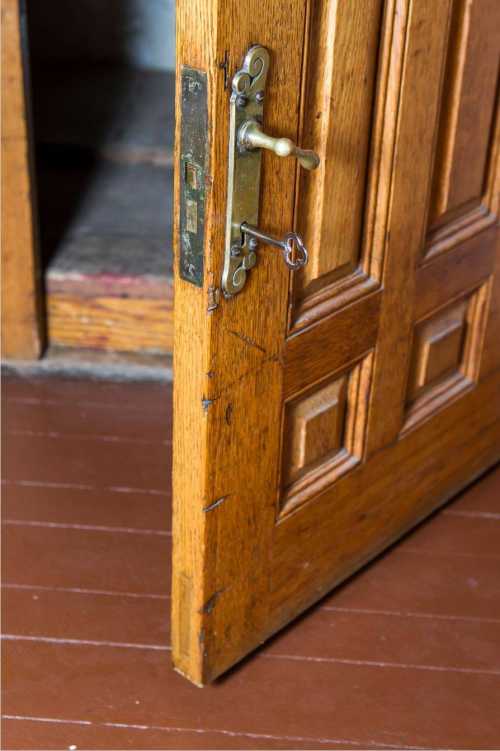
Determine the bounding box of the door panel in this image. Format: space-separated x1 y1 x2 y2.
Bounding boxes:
293 0 383 308
173 0 500 685
271 372 499 629
281 352 373 517
428 0 499 233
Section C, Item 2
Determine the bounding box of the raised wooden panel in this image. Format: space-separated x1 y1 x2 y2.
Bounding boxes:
406 299 467 402
280 354 373 518
291 0 383 314
403 282 491 432
427 0 499 238
283 375 347 486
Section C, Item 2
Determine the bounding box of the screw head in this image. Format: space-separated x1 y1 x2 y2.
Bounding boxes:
247 237 258 251
230 244 242 257
235 94 248 108
255 90 265 103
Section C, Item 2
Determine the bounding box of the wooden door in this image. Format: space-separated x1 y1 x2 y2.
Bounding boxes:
172 0 500 685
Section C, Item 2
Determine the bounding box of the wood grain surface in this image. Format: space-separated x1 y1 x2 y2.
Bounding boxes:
3 375 500 749
172 0 500 685
1 0 43 359
172 0 309 685
47 293 173 353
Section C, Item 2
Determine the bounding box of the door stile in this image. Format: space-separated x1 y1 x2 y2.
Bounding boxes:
172 0 309 685
365 0 454 455
171 0 219 686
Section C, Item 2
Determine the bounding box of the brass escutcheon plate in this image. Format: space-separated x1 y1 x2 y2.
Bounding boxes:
222 45 270 297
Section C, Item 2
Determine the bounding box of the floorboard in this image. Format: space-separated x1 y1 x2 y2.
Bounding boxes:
2 375 500 750
4 641 500 749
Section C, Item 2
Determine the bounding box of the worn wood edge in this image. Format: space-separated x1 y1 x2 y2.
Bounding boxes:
46 272 173 300
170 0 215 686
46 293 173 353
171 0 309 685
1 0 44 359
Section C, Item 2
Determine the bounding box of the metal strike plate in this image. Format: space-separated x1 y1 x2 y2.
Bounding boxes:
179 67 208 287
222 45 270 297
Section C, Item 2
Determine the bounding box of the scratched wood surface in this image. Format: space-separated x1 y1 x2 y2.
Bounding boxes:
3 375 500 749
172 0 309 685
172 0 500 685
1 0 43 359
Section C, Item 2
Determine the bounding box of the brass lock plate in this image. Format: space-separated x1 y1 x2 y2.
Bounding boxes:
222 45 270 297
179 67 208 287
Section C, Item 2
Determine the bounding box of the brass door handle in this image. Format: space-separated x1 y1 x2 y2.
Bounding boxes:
222 44 315 297
238 120 320 171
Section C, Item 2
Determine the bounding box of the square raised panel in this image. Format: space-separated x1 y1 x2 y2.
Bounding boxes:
406 300 467 402
403 282 491 432
283 376 348 487
280 354 373 517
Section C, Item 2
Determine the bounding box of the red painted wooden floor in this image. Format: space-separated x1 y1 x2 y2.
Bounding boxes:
2 375 500 750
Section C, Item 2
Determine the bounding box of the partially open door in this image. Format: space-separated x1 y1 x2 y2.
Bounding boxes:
172 0 500 685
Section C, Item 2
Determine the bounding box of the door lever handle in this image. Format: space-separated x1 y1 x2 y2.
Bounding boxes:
238 120 320 171
222 43 314 297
